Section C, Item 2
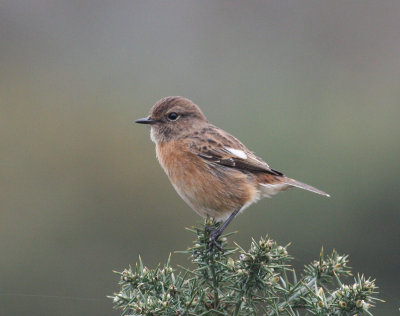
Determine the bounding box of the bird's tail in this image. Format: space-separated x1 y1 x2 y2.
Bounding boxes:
283 177 330 197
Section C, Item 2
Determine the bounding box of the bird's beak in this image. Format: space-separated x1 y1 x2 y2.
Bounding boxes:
135 117 157 124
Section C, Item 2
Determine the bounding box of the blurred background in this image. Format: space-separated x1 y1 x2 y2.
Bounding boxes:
1 1 399 315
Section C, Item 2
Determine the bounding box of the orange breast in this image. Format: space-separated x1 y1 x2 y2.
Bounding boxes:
156 141 257 220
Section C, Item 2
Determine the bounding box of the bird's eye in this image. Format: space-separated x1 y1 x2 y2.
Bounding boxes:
167 112 179 121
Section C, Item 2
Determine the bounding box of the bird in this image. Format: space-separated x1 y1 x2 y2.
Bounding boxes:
136 96 329 249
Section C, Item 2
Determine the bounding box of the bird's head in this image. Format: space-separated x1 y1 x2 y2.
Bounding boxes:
136 96 208 143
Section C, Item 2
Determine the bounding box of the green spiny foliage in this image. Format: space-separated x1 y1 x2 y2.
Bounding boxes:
110 218 381 315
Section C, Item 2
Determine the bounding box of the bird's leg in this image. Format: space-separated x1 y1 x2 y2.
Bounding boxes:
208 208 241 251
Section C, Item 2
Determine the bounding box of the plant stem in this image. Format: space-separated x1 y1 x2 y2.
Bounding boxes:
233 291 243 316
209 253 219 308
269 277 317 315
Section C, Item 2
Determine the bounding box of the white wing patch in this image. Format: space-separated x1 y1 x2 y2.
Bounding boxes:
225 147 247 159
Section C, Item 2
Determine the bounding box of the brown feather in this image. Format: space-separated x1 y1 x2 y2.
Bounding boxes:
283 178 330 197
187 124 281 174
140 96 330 222
156 140 258 221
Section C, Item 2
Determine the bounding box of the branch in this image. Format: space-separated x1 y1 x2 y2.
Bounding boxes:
110 218 382 315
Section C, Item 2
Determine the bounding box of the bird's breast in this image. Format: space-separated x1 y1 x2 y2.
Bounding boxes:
155 141 258 220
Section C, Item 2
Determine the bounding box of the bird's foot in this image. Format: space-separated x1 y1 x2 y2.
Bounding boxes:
207 227 223 252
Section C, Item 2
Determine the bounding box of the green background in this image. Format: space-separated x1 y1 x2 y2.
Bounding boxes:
1 1 399 315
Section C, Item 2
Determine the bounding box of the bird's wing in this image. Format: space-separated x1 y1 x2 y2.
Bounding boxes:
187 125 283 176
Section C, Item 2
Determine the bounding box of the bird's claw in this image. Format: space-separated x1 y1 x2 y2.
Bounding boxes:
208 228 224 252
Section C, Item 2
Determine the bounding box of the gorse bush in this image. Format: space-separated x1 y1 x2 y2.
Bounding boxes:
110 218 381 315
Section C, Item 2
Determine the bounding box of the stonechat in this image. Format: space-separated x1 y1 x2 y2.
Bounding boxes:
136 96 329 249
